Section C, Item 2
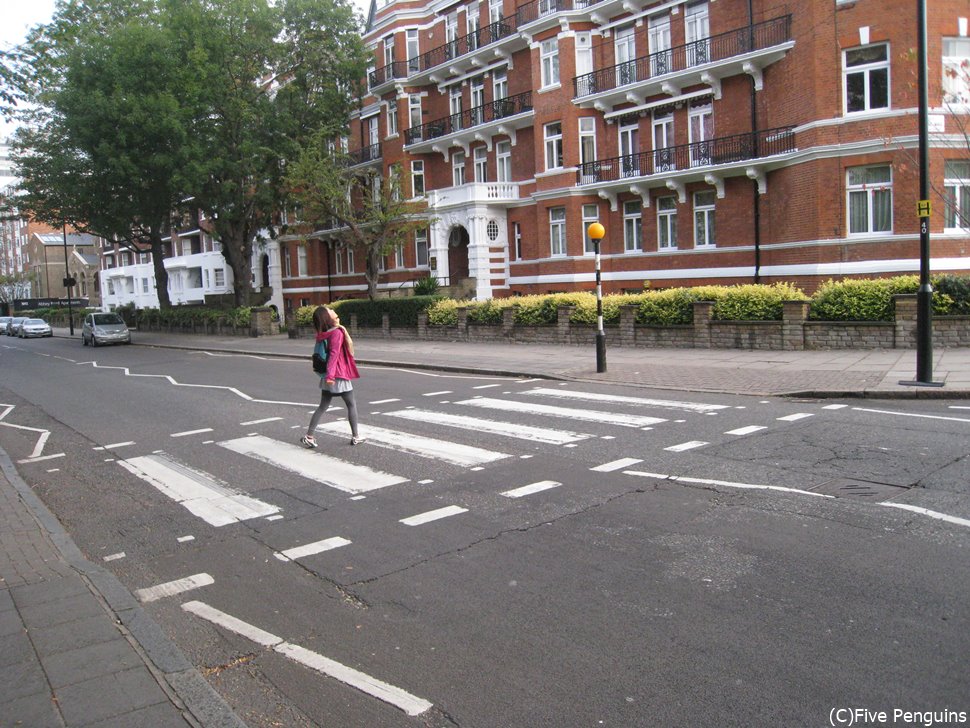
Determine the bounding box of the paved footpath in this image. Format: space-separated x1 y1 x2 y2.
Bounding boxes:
4 328 969 727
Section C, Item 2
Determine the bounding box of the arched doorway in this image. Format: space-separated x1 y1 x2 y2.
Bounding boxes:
447 225 469 283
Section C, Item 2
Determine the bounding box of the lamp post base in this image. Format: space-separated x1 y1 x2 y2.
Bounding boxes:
596 331 607 373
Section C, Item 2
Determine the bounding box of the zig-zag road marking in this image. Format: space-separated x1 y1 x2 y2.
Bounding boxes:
0 403 63 462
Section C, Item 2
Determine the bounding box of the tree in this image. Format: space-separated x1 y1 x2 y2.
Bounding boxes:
168 0 368 306
285 134 431 300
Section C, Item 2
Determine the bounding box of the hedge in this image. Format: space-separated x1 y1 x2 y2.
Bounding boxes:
294 296 442 328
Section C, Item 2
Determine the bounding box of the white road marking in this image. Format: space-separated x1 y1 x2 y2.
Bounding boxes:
501 480 561 498
853 407 970 424
591 458 644 472
524 388 729 413
473 384 501 389
18 453 65 463
624 470 833 498
274 537 351 562
665 441 708 452
93 441 135 451
384 409 589 445
823 404 849 410
135 573 213 603
777 413 814 422
171 428 214 438
119 453 280 526
724 425 767 436
218 435 407 494
182 601 433 716
455 397 666 428
423 390 453 397
177 535 195 543
103 552 126 562
240 417 283 426
314 421 507 467
881 503 970 529
369 398 400 405
266 514 284 521
400 505 468 526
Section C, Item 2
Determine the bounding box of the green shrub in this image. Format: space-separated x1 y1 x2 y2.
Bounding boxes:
637 286 724 325
933 275 970 314
426 298 470 325
809 276 919 321
413 275 440 296
712 283 808 321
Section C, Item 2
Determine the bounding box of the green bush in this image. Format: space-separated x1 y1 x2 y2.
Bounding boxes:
809 276 920 321
413 275 441 296
712 283 808 321
637 287 721 325
295 297 441 328
133 305 254 328
933 275 970 314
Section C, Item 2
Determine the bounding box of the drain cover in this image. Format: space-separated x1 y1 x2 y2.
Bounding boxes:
811 478 910 501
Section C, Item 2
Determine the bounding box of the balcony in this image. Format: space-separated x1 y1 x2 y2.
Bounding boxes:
576 127 796 190
411 18 521 81
573 15 793 109
514 0 607 29
347 143 382 168
368 60 408 92
427 182 520 208
404 91 533 151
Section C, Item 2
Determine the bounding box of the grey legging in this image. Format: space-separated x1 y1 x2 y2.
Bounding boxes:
308 389 359 438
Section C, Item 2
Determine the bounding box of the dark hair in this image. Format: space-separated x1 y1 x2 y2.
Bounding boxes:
312 306 354 356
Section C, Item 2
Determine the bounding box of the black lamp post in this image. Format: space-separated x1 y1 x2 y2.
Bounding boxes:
61 224 74 336
587 222 607 373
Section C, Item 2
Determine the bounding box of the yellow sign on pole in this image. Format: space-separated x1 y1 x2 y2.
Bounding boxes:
917 200 932 217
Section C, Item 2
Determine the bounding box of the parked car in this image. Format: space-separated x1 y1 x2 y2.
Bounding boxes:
19 318 53 338
82 312 131 346
7 317 26 336
0 316 11 333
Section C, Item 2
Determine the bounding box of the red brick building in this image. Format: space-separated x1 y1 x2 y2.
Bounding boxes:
279 0 970 310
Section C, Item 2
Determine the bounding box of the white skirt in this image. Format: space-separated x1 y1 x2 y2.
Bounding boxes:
320 377 353 393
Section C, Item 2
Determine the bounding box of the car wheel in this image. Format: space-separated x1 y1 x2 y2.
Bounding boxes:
91 335 98 347
82 334 88 346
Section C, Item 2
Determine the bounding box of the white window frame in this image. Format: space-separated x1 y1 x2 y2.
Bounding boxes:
383 34 395 68
335 245 345 274
648 12 672 76
945 160 970 230
693 190 716 247
408 95 422 130
623 200 643 252
474 146 488 182
394 245 405 268
282 247 291 277
582 203 599 255
657 197 678 249
493 70 508 101
214 268 226 287
452 151 466 186
685 1 710 66
688 103 713 167
297 245 308 276
467 2 480 50
489 0 503 24
544 121 563 170
847 164 893 235
386 100 398 136
541 38 560 88
496 141 512 182
579 117 596 166
415 229 430 268
549 207 567 257
406 29 421 72
411 159 425 197
653 111 675 172
844 43 890 114
943 38 970 105
575 31 593 79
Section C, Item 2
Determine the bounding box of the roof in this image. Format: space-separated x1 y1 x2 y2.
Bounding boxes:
72 250 99 267
33 232 100 247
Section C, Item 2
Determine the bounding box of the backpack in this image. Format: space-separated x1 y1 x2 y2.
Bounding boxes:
311 338 329 374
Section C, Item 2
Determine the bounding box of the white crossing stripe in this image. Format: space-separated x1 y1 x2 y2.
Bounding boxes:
218 435 407 494
455 397 666 428
400 505 468 526
665 441 708 452
524 387 729 413
182 601 433 716
383 409 589 445
177 535 195 543
103 552 126 562
93 441 135 451
591 458 643 472
423 390 453 397
501 480 561 498
314 421 508 467
823 404 849 410
777 413 814 422
119 454 280 526
369 398 400 405
240 417 283 426
275 537 351 562
472 384 501 389
171 428 214 438
724 425 767 436
135 573 214 603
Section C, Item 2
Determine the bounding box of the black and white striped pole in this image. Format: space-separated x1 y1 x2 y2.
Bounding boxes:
587 222 607 373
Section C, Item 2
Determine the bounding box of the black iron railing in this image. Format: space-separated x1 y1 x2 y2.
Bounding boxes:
347 143 381 166
404 90 533 145
416 18 517 73
576 127 795 184
573 15 792 98
514 0 606 26
368 60 408 88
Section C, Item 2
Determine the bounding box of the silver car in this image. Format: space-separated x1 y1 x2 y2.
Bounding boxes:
82 312 131 346
19 318 53 338
7 317 26 336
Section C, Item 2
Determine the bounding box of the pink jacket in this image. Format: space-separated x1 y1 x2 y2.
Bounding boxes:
317 327 359 381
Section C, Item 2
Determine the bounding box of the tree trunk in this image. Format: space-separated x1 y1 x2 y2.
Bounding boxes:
365 248 381 300
149 229 172 308
216 218 256 308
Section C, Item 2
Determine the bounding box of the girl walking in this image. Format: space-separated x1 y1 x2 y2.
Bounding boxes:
302 306 362 448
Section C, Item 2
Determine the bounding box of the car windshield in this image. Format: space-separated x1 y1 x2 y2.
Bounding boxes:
93 314 124 325
26 319 46 325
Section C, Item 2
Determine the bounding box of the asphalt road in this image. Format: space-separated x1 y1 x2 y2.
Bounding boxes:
2 335 969 727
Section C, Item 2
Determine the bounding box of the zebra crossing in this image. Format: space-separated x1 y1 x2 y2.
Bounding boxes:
115 385 819 528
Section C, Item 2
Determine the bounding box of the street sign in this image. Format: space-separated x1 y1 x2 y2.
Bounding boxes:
917 200 931 217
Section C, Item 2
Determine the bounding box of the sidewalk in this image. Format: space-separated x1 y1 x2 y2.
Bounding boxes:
63 327 970 397
0 450 245 726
